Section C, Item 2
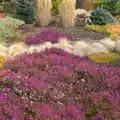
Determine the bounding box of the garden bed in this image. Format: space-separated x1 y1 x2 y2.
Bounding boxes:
0 1 120 119
18 24 109 43
0 48 120 119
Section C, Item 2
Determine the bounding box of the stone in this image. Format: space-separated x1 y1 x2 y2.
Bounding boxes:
75 13 88 27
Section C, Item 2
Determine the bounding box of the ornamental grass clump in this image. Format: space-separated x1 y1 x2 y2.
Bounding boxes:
36 0 52 26
27 42 52 53
25 28 72 45
53 38 73 53
0 48 119 119
7 43 27 57
99 38 116 52
59 0 76 29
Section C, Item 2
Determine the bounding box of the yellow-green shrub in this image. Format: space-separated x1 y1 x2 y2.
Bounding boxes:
88 25 107 33
88 24 120 40
52 0 62 15
88 53 120 64
110 33 120 40
0 56 5 68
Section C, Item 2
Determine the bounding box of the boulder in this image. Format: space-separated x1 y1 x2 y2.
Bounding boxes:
75 9 88 27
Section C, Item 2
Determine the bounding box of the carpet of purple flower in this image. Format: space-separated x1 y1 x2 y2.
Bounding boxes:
0 48 120 119
25 29 72 45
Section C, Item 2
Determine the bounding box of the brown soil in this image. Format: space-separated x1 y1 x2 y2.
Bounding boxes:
18 24 109 43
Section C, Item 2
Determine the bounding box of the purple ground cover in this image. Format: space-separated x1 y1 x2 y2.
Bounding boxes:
25 29 72 45
0 48 120 119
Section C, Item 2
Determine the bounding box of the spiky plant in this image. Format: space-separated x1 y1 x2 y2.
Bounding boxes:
36 0 52 27
8 43 27 57
59 0 76 29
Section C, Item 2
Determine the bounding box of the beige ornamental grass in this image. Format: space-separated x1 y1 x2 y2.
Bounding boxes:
59 0 76 29
53 38 73 53
8 43 27 57
73 41 89 56
36 0 52 27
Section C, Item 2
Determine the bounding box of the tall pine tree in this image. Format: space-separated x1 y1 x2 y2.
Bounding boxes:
12 0 35 23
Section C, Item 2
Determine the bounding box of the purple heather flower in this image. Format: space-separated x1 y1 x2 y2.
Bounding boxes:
0 48 120 119
25 28 72 45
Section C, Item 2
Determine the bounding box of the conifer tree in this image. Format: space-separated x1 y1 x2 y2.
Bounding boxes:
12 0 35 23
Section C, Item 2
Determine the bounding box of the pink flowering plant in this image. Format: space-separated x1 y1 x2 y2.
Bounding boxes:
25 28 72 45
0 48 120 119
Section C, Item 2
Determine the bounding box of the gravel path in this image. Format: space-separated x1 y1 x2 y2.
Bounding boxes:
54 27 109 41
18 24 109 44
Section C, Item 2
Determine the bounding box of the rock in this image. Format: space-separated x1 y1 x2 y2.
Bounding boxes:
87 43 109 55
75 9 92 27
75 13 88 27
99 38 116 52
49 15 62 27
73 41 89 56
75 9 87 16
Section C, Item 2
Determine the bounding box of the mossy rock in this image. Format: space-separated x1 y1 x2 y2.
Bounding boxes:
88 53 120 64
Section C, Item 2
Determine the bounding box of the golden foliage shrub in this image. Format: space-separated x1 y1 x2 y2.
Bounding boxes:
88 24 120 40
0 56 5 68
88 53 120 64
